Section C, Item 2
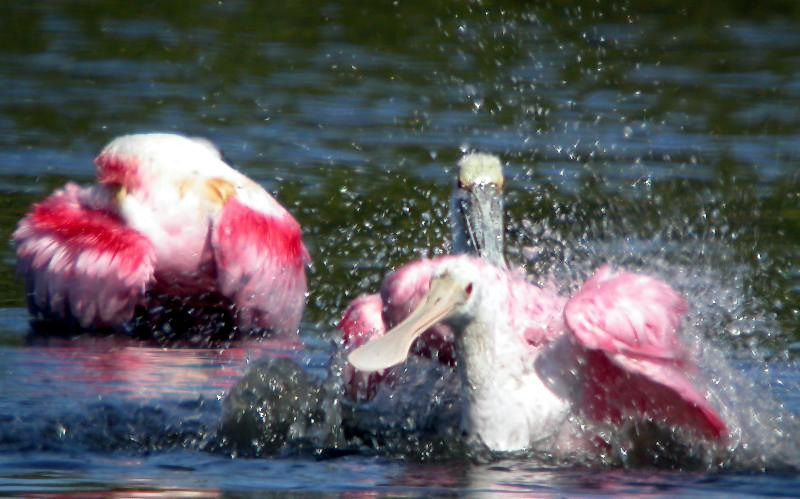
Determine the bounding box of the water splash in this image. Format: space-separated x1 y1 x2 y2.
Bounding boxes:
510 191 800 471
216 356 345 457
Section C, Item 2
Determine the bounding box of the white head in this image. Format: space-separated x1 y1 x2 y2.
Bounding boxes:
93 133 231 194
348 257 488 372
458 153 503 188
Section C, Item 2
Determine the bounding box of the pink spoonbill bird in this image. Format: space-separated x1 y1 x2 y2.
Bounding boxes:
14 133 310 338
340 153 506 399
344 157 727 453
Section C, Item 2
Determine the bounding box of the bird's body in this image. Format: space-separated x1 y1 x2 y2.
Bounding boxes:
14 133 309 337
445 259 573 451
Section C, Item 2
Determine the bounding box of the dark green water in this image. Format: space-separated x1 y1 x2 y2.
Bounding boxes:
0 0 799 495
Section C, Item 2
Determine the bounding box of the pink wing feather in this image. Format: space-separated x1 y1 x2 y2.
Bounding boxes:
13 183 155 328
565 265 727 439
212 198 309 335
340 293 389 400
341 294 386 348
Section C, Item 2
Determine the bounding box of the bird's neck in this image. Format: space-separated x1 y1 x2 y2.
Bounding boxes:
454 285 527 447
454 282 573 452
455 300 525 396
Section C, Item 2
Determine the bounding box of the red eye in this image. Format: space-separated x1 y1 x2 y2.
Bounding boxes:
465 283 473 295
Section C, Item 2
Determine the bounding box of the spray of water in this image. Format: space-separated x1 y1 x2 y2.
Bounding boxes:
509 191 800 470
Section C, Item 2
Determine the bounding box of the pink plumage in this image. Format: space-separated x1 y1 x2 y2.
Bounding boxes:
566 265 726 438
341 293 388 400
14 133 309 337
213 197 309 334
566 264 687 359
15 183 156 328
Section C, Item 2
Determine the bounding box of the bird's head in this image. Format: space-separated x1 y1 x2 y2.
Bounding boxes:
450 153 506 268
348 257 485 372
93 133 232 204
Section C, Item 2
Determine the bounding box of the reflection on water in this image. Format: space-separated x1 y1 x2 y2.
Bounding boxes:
0 325 310 455
21 338 261 398
0 0 799 495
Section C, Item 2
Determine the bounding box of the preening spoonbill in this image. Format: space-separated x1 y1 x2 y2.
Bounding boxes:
14 133 309 337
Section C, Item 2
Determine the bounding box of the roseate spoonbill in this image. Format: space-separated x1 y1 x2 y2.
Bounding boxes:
340 153 505 399
14 133 309 337
344 158 727 453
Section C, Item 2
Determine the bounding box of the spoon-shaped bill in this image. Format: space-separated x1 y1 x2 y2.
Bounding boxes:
347 275 468 372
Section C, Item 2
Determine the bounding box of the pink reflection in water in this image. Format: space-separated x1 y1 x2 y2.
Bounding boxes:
26 335 305 400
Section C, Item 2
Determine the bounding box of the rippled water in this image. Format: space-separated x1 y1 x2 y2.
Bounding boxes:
1 1 799 495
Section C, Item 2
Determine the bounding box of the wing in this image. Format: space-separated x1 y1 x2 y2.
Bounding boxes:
212 197 309 335
565 265 726 439
507 274 568 347
341 293 386 348
340 293 388 400
13 183 155 328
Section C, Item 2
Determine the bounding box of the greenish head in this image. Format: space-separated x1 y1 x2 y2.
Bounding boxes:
450 153 506 268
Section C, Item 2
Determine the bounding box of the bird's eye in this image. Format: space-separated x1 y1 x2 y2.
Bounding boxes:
464 283 473 296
